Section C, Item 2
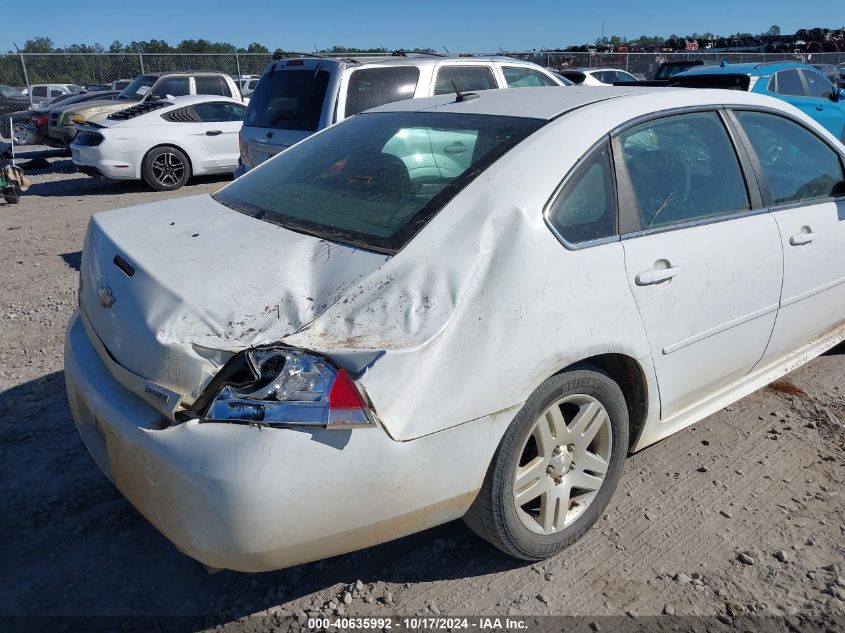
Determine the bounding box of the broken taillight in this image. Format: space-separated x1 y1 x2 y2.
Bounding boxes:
204 348 375 429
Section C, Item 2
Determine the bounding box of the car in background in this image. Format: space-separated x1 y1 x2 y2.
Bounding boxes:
65 86 845 572
237 54 567 175
23 83 85 105
50 72 244 147
544 69 574 85
239 77 260 96
0 84 32 143
673 61 845 141
26 91 120 147
111 79 133 91
85 83 113 92
812 64 839 84
558 68 639 86
71 95 245 190
653 59 717 80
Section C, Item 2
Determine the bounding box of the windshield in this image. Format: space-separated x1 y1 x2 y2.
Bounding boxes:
117 75 157 100
244 68 330 131
214 111 545 253
0 85 25 98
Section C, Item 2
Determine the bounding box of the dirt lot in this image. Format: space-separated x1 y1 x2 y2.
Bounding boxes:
1 148 844 632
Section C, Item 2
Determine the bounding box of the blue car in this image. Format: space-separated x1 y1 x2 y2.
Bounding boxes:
674 61 845 141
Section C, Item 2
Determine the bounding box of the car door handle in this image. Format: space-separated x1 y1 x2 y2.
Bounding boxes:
789 231 817 246
444 142 467 155
815 105 824 111
635 265 680 286
205 130 223 136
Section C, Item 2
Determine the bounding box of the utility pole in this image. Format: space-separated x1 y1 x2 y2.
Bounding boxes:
13 43 32 107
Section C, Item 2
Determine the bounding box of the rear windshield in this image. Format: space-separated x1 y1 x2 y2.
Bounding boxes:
244 69 330 131
655 62 700 80
560 71 586 84
214 111 544 253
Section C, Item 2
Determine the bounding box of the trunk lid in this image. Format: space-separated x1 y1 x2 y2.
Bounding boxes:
79 194 388 407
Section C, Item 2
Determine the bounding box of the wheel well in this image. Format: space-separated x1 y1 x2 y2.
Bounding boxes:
143 143 194 176
568 354 648 452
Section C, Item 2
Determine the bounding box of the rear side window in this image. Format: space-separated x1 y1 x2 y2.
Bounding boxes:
152 77 190 99
245 69 330 131
32 86 47 98
802 70 833 98
344 67 420 118
548 143 617 244
434 66 497 95
195 76 232 97
192 102 245 122
619 112 750 229
214 111 544 253
734 111 845 205
770 69 804 96
502 67 558 88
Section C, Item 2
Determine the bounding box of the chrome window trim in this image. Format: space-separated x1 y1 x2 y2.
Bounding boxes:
620 207 773 241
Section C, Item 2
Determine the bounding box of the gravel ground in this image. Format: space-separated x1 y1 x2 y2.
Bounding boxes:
1 147 844 632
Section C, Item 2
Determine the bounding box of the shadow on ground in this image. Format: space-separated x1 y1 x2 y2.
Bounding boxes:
0 372 524 625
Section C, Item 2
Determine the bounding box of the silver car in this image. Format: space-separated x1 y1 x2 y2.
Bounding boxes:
235 54 566 176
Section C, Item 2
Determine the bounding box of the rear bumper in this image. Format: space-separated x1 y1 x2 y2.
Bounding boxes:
71 145 139 180
47 124 76 146
64 312 512 571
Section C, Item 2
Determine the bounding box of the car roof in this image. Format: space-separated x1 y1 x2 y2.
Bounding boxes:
367 86 672 119
365 85 792 120
678 61 815 77
162 95 243 107
275 54 547 70
141 71 232 78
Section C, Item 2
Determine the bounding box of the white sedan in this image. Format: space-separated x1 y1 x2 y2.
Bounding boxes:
559 67 639 85
71 95 245 191
64 86 845 572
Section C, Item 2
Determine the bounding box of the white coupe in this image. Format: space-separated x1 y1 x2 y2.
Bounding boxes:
71 95 245 191
65 86 845 572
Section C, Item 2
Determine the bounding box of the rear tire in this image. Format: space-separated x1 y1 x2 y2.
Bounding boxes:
142 146 191 191
464 368 628 560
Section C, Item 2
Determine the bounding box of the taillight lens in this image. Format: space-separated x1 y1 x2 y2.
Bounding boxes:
204 348 375 429
36 114 48 127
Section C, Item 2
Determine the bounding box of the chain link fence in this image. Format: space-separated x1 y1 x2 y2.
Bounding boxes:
2 50 844 141
510 50 845 77
3 50 844 91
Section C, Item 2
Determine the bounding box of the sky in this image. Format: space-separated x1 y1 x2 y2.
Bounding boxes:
4 0 843 53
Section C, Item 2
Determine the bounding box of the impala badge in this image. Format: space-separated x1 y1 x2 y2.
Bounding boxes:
97 286 115 308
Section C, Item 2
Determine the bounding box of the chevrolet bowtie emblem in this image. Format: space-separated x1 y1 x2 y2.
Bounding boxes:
97 286 115 308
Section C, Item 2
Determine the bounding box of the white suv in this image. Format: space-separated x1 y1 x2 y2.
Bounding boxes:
235 54 566 176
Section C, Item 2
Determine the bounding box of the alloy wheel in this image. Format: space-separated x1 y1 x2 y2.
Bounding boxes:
151 152 185 187
512 394 612 534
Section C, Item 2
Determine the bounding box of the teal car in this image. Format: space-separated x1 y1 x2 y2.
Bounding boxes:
674 61 845 141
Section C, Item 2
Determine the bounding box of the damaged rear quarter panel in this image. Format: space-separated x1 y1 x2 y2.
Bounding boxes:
283 106 655 440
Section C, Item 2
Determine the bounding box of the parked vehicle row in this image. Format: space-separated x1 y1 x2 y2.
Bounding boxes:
62 55 568 190
237 54 567 176
65 85 845 572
